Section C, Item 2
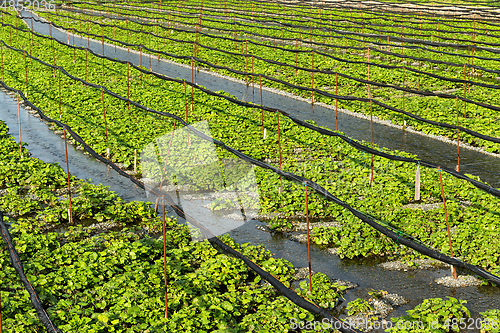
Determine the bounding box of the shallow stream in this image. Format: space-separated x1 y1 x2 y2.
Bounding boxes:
0 10 499 330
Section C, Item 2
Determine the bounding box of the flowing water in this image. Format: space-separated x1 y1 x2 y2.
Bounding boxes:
1 10 499 330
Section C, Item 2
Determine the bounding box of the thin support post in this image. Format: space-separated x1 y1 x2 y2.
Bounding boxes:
102 36 105 77
456 97 460 172
127 63 130 111
260 75 264 139
101 88 110 158
295 39 298 76
59 69 73 224
159 120 177 191
17 94 22 158
305 183 312 292
85 49 88 83
463 64 467 118
24 52 28 98
311 51 315 105
1 43 3 83
252 55 255 104
418 48 421 90
438 168 457 280
184 82 188 124
162 196 169 319
277 111 283 193
402 67 406 130
369 84 374 185
134 149 137 172
335 73 338 131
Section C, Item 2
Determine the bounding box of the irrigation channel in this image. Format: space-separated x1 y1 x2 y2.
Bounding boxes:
0 8 496 329
3 81 500 331
22 10 500 188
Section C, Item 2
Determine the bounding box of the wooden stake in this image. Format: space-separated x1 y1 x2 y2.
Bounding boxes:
438 167 457 280
134 149 137 172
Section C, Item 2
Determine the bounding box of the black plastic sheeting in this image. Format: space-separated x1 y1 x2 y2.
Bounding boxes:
2 44 500 291
12 16 500 148
68 0 500 22
61 2 500 54
0 82 359 333
76 0 500 42
3 26 500 200
43 9 500 76
0 212 63 333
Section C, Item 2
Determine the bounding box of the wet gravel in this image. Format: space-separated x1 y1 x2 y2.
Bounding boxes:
379 258 449 271
435 275 483 288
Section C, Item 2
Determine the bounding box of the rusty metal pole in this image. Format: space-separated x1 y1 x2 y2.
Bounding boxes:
369 85 374 185
335 73 338 131
260 75 264 139
456 97 460 172
0 43 3 82
102 35 105 77
311 51 315 105
24 52 28 98
252 55 255 104
101 88 110 158
276 111 283 193
127 62 130 111
58 68 73 223
438 167 457 280
295 39 298 76
305 183 312 292
85 49 88 84
418 48 421 90
159 120 177 191
17 94 22 158
162 196 168 319
463 64 467 118
402 67 406 130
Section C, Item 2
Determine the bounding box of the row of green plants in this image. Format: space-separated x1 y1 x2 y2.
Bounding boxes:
0 115 498 331
2 11 500 278
0 118 348 332
77 0 499 45
40 4 500 153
